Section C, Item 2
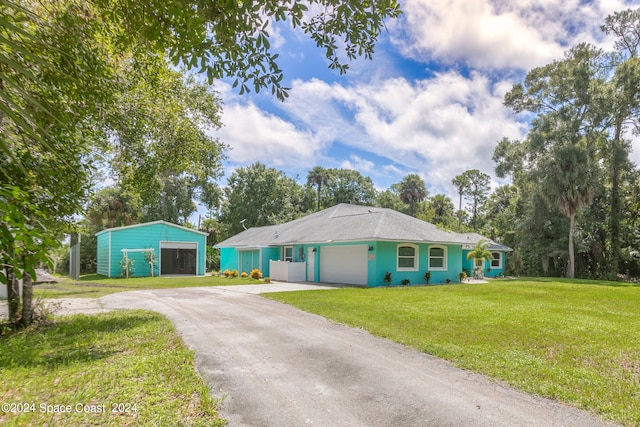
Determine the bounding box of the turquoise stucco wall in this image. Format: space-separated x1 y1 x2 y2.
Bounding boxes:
218 240 506 286
97 222 207 277
219 247 281 277
462 250 506 277
219 247 238 272
371 242 463 286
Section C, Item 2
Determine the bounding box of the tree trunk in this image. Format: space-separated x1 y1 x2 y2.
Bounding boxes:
21 271 33 325
608 119 623 280
6 266 19 323
567 213 576 279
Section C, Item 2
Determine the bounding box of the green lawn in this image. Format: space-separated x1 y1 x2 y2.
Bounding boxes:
264 278 640 426
35 273 263 298
0 310 225 426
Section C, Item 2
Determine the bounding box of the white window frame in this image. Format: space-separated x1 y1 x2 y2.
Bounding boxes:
282 246 294 262
491 252 502 268
428 245 447 271
397 243 419 272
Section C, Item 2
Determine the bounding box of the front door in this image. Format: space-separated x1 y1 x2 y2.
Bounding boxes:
307 248 315 282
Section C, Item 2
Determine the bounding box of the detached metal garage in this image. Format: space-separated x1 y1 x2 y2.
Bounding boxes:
96 221 208 278
320 245 368 286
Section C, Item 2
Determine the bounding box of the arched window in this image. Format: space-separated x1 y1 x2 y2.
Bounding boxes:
428 246 447 271
397 244 418 271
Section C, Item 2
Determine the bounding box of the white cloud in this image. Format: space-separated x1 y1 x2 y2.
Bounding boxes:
391 0 630 70
341 155 375 172
283 72 525 196
212 86 328 169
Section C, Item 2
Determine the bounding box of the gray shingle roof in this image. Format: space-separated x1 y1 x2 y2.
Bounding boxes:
216 204 512 251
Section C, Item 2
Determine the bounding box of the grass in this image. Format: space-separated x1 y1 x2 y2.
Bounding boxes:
264 278 640 426
0 310 225 426
35 273 263 299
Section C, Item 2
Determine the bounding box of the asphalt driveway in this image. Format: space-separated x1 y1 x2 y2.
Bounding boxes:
94 284 614 427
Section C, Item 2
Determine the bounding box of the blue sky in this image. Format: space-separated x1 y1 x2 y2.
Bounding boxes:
211 0 640 202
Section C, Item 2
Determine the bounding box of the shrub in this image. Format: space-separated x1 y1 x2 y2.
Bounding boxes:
120 255 134 278
383 272 392 285
264 277 271 283
230 269 239 278
445 278 451 284
250 269 262 279
241 272 248 278
401 279 410 286
459 271 467 282
223 269 231 277
424 271 431 284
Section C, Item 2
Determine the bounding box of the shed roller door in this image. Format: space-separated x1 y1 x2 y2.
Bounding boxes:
320 245 368 286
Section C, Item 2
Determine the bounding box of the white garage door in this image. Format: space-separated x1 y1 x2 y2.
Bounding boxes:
320 245 368 286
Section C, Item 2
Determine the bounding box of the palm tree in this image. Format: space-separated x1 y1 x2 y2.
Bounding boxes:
429 194 455 225
541 143 596 279
466 239 493 279
306 166 330 210
451 174 470 212
397 174 427 217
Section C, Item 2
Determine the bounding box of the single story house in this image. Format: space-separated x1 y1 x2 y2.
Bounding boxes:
96 221 208 278
216 204 512 286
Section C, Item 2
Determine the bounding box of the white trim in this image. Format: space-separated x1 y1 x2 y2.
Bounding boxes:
428 245 447 271
282 246 294 262
159 241 197 250
396 243 419 272
96 220 208 236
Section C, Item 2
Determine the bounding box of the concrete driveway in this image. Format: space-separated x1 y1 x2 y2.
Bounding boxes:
94 284 614 427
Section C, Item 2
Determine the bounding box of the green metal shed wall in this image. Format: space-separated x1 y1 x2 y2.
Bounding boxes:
97 222 206 278
96 232 110 276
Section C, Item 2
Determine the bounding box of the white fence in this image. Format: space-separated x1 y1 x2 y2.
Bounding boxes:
0 280 22 299
269 260 306 282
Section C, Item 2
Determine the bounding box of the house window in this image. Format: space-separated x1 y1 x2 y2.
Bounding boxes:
475 258 484 267
282 246 294 262
491 252 502 268
397 244 418 271
428 246 447 271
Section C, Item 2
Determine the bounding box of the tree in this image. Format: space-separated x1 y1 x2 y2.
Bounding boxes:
221 163 311 235
307 166 331 211
453 170 491 231
481 185 518 245
106 64 227 219
503 43 607 278
375 190 406 212
600 9 640 278
1 0 117 324
540 144 597 278
1 0 401 324
86 187 141 230
451 174 470 212
95 0 402 101
395 174 428 217
421 194 456 228
322 169 377 207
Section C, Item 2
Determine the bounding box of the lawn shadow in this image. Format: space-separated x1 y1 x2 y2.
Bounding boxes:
0 311 156 369
506 276 640 288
